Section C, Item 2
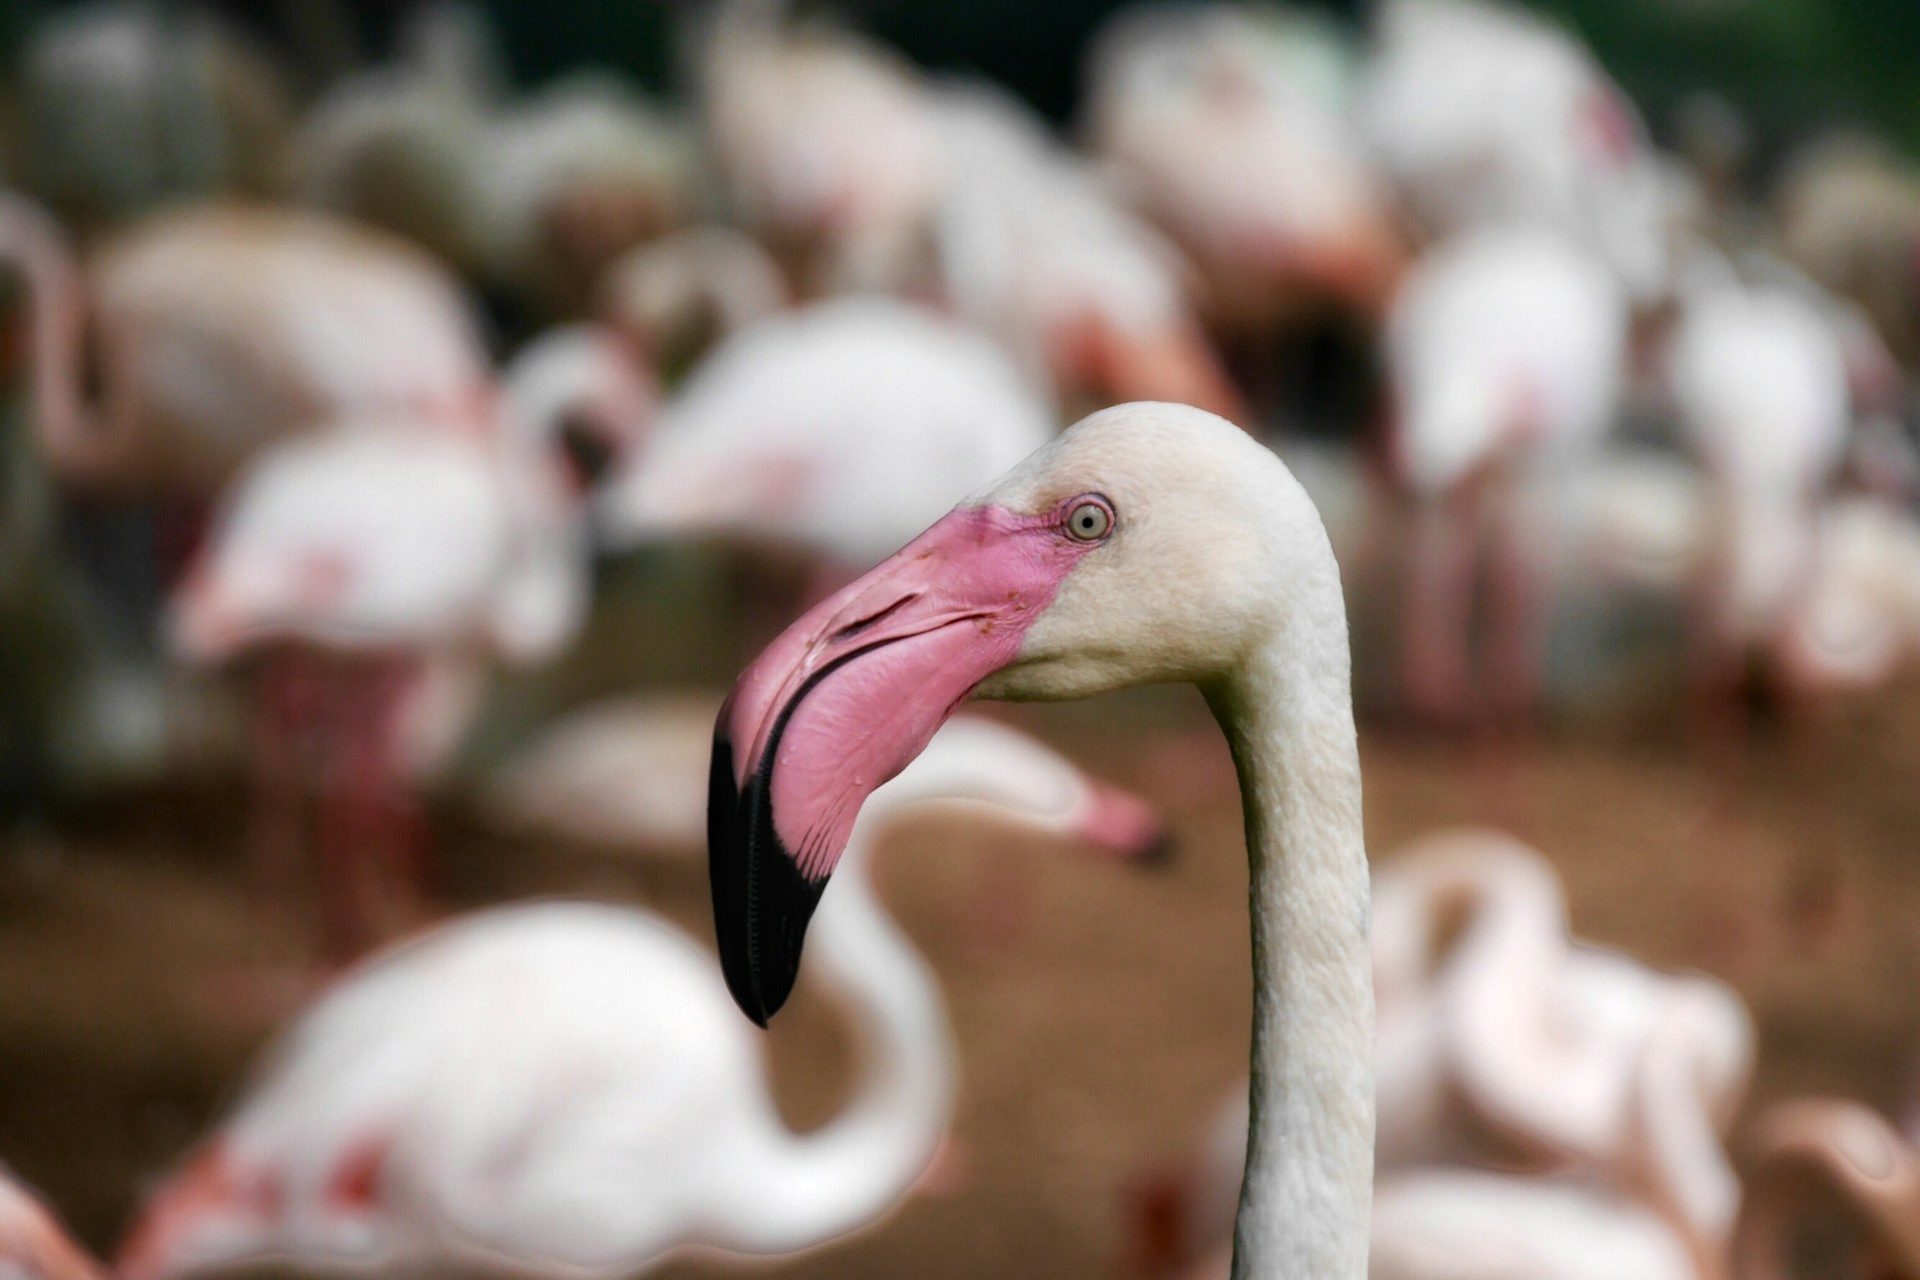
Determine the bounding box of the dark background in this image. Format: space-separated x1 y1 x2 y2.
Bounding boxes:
3 0 1919 154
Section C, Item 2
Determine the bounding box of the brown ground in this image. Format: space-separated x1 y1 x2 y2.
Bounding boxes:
3 671 1919 1278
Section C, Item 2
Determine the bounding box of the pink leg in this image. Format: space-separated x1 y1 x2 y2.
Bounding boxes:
1486 490 1551 726
245 656 313 914
1401 490 1478 725
314 663 382 961
364 659 431 928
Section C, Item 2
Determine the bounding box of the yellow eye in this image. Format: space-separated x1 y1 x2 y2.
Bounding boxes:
1065 498 1114 542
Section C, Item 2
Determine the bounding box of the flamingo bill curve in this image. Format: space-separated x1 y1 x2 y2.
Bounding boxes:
709 499 1103 1025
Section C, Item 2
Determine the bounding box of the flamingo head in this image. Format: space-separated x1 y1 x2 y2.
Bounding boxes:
872 715 1170 865
502 324 660 496
707 400 1330 1023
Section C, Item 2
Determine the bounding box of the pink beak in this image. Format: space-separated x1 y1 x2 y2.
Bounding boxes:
709 500 1101 1024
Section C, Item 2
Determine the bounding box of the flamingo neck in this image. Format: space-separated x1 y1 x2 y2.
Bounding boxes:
0 203 98 477
724 820 953 1252
1628 994 1749 1280
1205 585 1373 1280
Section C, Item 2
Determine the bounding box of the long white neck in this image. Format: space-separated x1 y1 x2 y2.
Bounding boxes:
1204 572 1374 1280
721 822 954 1252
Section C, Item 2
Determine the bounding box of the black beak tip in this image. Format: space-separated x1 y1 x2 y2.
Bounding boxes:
708 714 828 1029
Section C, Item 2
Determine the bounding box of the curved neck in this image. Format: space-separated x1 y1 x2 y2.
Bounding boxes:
721 826 954 1252
1204 586 1374 1280
1628 1002 1747 1280
0 200 111 481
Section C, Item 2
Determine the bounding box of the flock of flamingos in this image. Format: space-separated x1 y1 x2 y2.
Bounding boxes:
4 0 1920 1276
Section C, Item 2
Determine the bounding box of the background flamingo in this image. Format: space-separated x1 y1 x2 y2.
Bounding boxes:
1734 1098 1920 1280
1383 224 1628 722
709 403 1377 1278
0 197 491 496
119 716 1161 1279
0 1164 104 1280
1129 830 1752 1276
169 423 590 956
1085 3 1404 330
597 296 1056 576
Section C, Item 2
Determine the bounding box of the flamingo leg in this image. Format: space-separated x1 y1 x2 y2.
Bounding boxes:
1472 483 1550 832
365 658 431 931
1401 487 1478 725
244 654 311 917
314 661 381 961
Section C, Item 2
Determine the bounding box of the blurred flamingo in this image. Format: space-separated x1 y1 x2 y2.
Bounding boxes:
701 13 1240 419
1734 1099 1920 1280
1361 0 1677 303
1156 974 1747 1280
597 297 1056 577
169 423 591 956
301 7 694 316
1369 989 1748 1280
1777 140 1920 373
118 717 1162 1279
1130 831 1751 1276
1085 3 1405 329
479 690 724 851
1666 278 1852 701
0 1164 104 1280
17 3 291 231
476 75 698 318
701 16 945 296
1383 225 1628 722
0 197 491 499
925 83 1247 422
597 226 790 378
295 1 501 277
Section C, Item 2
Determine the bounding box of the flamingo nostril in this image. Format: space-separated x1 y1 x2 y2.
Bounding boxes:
829 593 923 643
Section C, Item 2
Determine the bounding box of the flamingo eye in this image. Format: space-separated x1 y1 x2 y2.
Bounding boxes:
1063 496 1115 542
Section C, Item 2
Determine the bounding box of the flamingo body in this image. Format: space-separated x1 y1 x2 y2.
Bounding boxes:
599 298 1055 568
122 716 1157 1277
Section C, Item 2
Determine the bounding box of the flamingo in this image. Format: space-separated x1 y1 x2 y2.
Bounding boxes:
1734 1099 1920 1280
0 197 491 496
1158 976 1747 1280
169 422 591 955
1665 277 1851 698
596 226 790 379
295 1 501 278
1129 831 1753 1275
479 690 726 851
700 17 946 296
1383 225 1628 721
1776 140 1920 372
924 82 1248 422
708 402 1374 1277
17 3 291 230
475 75 698 319
117 716 1163 1279
1084 3 1405 328
0 1164 104 1280
1778 496 1920 695
596 297 1057 575
1369 986 1747 1280
1360 0 1676 302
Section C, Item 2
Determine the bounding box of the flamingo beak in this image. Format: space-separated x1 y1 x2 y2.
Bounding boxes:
709 503 1096 1025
